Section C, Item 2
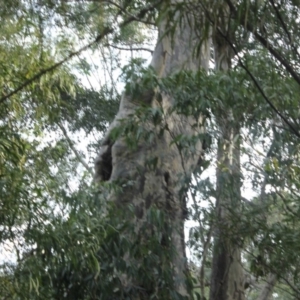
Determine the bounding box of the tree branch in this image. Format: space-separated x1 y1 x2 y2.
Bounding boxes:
57 122 93 176
224 0 300 86
105 43 153 53
197 0 300 138
105 0 156 26
269 0 300 59
212 22 300 138
0 26 111 105
0 0 161 104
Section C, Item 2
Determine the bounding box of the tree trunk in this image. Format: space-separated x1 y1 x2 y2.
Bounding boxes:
209 4 245 300
95 6 210 299
257 274 277 300
209 121 244 300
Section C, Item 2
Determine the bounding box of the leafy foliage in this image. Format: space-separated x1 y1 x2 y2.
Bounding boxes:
1 0 300 299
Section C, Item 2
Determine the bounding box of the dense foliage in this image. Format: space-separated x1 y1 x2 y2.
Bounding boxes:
0 0 300 299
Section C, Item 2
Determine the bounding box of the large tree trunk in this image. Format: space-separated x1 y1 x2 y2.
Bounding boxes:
209 4 245 300
95 5 210 298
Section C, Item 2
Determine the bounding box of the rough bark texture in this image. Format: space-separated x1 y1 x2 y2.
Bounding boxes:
209 3 245 299
95 6 210 298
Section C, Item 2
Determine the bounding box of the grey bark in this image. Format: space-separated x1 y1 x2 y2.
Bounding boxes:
95 5 210 298
209 3 245 300
210 119 244 300
257 274 277 300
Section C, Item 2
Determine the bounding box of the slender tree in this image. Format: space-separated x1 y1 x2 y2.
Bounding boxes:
209 2 245 299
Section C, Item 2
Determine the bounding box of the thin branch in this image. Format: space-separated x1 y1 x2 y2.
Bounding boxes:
105 43 153 53
280 273 300 298
244 249 299 298
224 0 300 86
275 189 297 217
215 26 300 138
252 31 300 85
197 0 300 138
99 44 117 90
58 122 93 176
105 0 156 26
234 48 298 138
0 26 111 105
268 0 300 59
0 0 161 104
